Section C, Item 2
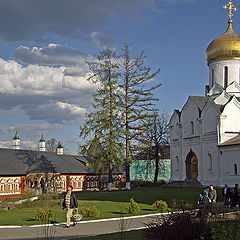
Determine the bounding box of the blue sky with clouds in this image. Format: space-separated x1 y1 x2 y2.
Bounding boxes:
0 0 238 153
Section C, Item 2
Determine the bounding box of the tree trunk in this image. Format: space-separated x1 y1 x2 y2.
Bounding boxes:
108 160 113 191
125 162 130 190
154 145 160 183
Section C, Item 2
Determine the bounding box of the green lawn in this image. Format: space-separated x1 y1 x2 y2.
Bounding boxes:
0 186 223 226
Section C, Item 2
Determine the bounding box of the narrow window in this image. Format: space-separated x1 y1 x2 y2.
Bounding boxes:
239 67 240 84
211 69 214 87
190 121 194 135
234 164 238 175
208 153 212 171
224 66 228 89
176 156 179 171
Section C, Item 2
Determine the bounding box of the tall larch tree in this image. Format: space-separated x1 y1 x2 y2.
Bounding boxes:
119 44 161 190
79 49 123 191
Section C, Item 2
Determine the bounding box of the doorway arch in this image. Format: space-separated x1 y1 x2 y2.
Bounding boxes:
185 150 198 180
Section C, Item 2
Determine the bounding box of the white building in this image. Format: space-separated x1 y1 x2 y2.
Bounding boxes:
169 2 240 187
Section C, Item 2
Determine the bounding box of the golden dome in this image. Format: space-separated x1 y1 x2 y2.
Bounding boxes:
206 20 240 64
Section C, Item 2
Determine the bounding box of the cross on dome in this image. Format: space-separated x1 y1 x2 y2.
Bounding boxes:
223 0 237 21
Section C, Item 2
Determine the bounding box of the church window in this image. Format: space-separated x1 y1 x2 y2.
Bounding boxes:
211 69 214 87
234 164 238 175
208 153 212 171
176 156 179 171
190 121 194 135
224 66 228 89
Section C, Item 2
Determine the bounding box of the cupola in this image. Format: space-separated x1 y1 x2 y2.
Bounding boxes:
205 1 240 96
206 20 240 65
12 131 20 150
56 142 63 155
39 134 46 152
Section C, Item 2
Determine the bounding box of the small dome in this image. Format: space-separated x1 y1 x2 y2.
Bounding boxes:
206 21 240 64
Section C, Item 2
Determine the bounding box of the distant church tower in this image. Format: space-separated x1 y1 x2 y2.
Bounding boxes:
56 142 63 155
39 134 46 152
12 131 20 150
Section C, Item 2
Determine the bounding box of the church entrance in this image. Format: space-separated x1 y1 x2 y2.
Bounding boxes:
185 150 198 180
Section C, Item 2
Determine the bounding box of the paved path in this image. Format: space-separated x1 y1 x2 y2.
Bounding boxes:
0 213 164 240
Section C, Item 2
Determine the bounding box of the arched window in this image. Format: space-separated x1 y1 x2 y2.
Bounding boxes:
234 164 238 175
211 69 214 87
190 121 194 135
176 156 179 171
224 66 228 89
208 153 212 171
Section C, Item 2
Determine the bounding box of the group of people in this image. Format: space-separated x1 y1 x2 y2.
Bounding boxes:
222 184 239 208
198 184 217 206
198 184 239 208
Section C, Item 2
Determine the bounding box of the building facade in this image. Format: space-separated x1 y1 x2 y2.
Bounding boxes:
169 2 240 187
0 134 123 198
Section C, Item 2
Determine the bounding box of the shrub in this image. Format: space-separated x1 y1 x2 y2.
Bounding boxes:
180 200 193 210
144 212 212 240
34 208 53 223
126 198 140 214
152 200 168 213
80 205 100 218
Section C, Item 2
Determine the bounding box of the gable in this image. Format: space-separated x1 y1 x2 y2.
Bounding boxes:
202 100 220 133
214 91 231 105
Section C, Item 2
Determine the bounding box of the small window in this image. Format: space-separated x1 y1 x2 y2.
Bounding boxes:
190 121 194 135
208 153 212 171
224 66 228 89
234 164 238 175
211 69 214 87
176 156 179 171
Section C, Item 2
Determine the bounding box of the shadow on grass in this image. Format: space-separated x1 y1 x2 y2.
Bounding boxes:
111 211 127 215
26 218 36 222
141 209 154 212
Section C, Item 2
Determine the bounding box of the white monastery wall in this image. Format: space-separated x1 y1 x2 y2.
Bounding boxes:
219 146 240 187
209 60 240 88
220 98 240 144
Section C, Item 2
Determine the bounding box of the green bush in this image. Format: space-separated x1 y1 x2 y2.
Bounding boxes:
34 208 53 223
152 200 168 213
80 205 100 218
126 198 140 214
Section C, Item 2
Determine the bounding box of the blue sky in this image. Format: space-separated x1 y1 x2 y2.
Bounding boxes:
0 0 238 153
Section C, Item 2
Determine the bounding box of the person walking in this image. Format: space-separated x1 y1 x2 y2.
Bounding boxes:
208 185 217 203
222 184 230 208
62 185 78 228
231 184 239 208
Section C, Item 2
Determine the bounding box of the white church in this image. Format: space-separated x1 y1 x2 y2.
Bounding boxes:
169 1 240 187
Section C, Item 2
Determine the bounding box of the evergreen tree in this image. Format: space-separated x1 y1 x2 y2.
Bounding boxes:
119 44 161 189
80 49 123 191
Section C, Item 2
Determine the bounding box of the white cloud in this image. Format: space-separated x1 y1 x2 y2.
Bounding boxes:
56 102 86 116
0 141 11 149
0 55 95 122
0 123 64 139
91 32 116 48
13 44 87 66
